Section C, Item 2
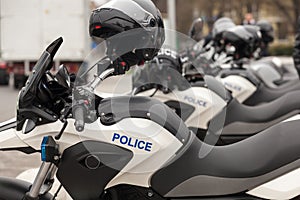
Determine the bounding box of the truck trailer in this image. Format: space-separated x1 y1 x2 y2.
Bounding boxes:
0 0 91 88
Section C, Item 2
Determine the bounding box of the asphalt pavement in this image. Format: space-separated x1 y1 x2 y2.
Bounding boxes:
0 85 40 178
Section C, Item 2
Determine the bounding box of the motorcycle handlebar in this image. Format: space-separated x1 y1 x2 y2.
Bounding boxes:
74 106 85 132
72 67 116 132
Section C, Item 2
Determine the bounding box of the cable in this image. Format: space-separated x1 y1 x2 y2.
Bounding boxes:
51 184 62 200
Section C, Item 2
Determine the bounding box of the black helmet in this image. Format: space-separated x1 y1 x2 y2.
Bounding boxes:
256 20 274 43
222 25 261 59
189 18 204 42
89 0 165 66
212 17 236 42
244 25 262 50
134 48 188 93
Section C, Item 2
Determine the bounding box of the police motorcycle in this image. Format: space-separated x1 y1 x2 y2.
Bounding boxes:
215 24 300 105
133 47 300 145
2 39 300 200
186 21 300 106
255 20 298 82
203 17 298 84
1 1 300 200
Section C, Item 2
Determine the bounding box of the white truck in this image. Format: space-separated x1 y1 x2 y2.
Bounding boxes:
0 0 91 88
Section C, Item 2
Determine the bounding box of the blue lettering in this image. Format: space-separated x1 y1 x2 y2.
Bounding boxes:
112 133 120 142
120 136 128 144
112 133 152 152
138 140 145 149
145 142 153 152
224 82 242 91
134 139 138 148
127 137 134 147
184 96 207 107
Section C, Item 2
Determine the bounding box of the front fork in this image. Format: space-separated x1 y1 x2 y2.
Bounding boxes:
24 136 60 200
24 162 56 199
23 162 57 200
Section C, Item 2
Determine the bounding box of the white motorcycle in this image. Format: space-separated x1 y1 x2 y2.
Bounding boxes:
133 52 300 145
1 37 300 200
188 24 300 105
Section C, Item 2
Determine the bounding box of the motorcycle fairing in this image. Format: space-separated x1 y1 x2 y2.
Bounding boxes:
249 59 284 88
0 128 29 151
138 86 227 129
56 140 133 200
13 110 185 190
0 118 16 132
218 69 260 87
219 75 257 103
17 37 63 131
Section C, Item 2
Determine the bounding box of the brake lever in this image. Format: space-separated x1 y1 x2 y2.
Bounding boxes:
59 105 72 121
55 120 68 140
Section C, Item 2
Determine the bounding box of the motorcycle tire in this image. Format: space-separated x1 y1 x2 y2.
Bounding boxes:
0 177 52 200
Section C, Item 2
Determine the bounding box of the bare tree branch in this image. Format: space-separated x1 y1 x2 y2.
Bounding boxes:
292 0 300 32
271 0 295 25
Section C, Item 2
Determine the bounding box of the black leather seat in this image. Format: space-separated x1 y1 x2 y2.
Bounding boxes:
227 89 300 123
220 90 300 135
244 79 300 105
151 119 300 197
98 96 191 143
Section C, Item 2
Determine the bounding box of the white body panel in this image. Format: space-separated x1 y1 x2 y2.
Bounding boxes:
247 167 300 199
137 87 227 129
0 118 16 126
0 128 28 149
219 75 257 103
9 118 182 188
249 61 282 88
283 114 300 123
0 0 89 61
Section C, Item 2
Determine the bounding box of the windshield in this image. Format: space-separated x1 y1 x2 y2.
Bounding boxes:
17 37 63 131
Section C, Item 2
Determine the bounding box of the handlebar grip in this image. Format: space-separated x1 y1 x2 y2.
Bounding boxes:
74 106 85 132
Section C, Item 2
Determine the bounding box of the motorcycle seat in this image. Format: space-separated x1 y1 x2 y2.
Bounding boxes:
221 90 300 135
151 119 300 197
244 79 300 105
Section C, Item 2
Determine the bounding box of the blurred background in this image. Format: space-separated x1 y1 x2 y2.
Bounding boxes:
155 0 300 55
0 0 299 90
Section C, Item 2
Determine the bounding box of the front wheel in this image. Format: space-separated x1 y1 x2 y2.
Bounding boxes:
0 177 53 200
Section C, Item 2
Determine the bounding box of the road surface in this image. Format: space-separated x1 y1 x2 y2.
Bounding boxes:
0 85 40 178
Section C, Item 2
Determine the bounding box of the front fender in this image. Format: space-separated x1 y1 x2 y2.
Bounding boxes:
0 177 53 200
